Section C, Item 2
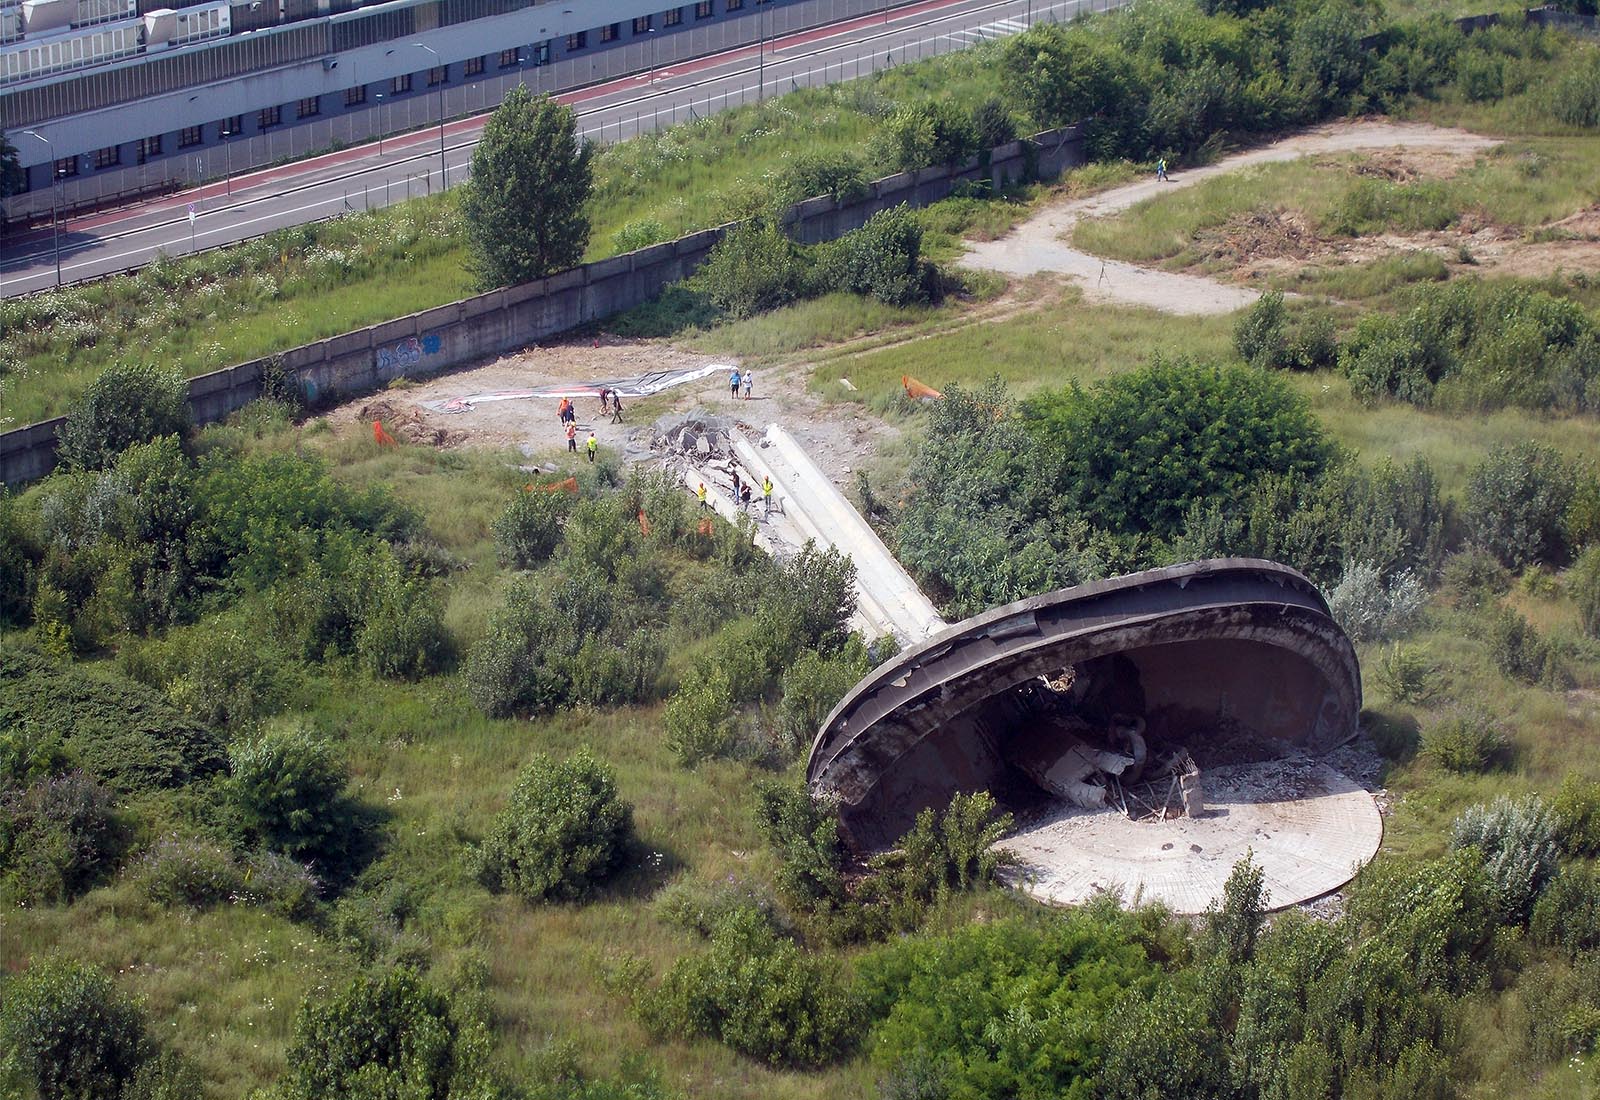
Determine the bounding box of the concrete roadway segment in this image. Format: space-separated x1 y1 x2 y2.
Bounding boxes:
0 0 1121 297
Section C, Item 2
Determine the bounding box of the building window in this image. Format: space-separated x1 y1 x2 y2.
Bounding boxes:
632 15 652 33
137 135 162 162
54 156 79 178
599 22 617 41
344 85 367 106
696 0 712 16
391 73 411 94
664 7 682 26
565 30 585 49
427 65 446 86
536 40 550 64
464 55 485 76
726 0 742 11
498 48 518 68
93 145 120 169
296 96 320 118
179 125 203 147
257 106 281 129
221 115 243 137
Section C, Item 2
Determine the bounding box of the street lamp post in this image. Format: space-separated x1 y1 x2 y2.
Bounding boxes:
757 1 766 102
21 130 60 288
374 92 385 155
414 43 447 188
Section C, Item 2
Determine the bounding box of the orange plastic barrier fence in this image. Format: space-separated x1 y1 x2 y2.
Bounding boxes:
902 375 943 402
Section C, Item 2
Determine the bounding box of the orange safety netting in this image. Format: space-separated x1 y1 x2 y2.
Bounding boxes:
638 509 652 536
372 420 397 446
698 518 714 537
521 476 580 494
902 375 943 402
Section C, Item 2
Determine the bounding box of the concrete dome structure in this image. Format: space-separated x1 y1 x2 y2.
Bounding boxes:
807 559 1363 854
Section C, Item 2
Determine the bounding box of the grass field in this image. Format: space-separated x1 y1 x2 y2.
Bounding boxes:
1071 136 1600 273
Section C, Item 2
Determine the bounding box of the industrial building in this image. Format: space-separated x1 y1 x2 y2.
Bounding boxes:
2 0 888 219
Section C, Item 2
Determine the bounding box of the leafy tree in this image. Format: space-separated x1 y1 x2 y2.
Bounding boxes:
283 967 497 1100
229 727 348 857
1463 443 1576 569
55 364 190 473
462 86 594 288
876 101 977 171
1025 360 1333 541
812 204 932 307
0 958 150 1100
492 488 570 569
776 639 870 752
478 750 634 903
0 130 24 204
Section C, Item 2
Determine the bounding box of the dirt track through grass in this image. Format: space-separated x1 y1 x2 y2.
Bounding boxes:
961 120 1501 315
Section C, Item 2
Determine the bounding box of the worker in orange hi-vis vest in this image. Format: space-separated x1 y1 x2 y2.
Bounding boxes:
566 421 577 453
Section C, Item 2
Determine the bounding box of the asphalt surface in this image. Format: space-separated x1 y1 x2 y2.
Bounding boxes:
0 0 1115 298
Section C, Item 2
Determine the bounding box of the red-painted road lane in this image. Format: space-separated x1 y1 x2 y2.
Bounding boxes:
11 0 983 247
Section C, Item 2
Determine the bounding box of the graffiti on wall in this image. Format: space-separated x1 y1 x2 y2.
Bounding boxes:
376 332 443 375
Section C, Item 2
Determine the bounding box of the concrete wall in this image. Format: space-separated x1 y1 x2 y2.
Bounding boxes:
0 124 1081 486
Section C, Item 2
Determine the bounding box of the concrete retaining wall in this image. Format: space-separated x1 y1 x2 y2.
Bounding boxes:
1 125 1081 486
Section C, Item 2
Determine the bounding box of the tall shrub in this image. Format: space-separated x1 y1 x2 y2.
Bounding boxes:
56 364 190 472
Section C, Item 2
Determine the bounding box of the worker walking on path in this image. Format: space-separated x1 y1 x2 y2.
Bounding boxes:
743 370 754 400
697 482 709 510
566 421 577 453
610 393 625 423
729 368 742 399
587 432 598 463
1156 157 1169 182
762 476 773 518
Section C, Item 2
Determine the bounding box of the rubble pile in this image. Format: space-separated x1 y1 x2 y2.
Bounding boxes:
648 412 738 463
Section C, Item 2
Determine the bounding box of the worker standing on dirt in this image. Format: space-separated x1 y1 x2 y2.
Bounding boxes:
587 432 598 463
610 393 625 424
599 388 612 416
732 469 743 507
566 421 577 453
1156 157 1168 182
559 397 572 424
762 476 773 518
729 367 742 400
697 482 708 510
743 370 753 400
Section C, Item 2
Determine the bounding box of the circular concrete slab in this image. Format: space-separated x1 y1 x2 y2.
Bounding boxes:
996 758 1383 914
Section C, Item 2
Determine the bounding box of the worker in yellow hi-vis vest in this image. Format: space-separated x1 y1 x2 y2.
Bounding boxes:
762 476 773 519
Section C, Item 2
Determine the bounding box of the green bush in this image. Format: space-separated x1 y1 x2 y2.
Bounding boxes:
492 489 569 569
1486 607 1561 686
0 492 36 627
971 96 1019 151
129 614 294 731
640 906 861 1068
813 205 933 307
1552 772 1600 858
612 218 669 253
857 913 1161 1100
1025 360 1332 541
56 363 190 472
1463 443 1576 569
856 791 1014 933
0 957 151 1100
133 834 243 910
1573 545 1600 639
693 219 807 319
1420 705 1505 774
283 967 497 1100
775 152 869 206
776 640 870 754
1531 863 1600 958
228 728 348 858
1374 644 1441 705
1326 560 1427 643
1234 290 1290 370
477 750 634 903
654 874 788 941
875 101 977 172
355 552 451 680
1441 550 1510 608
0 771 123 905
0 651 226 795
663 669 737 768
1449 795 1560 924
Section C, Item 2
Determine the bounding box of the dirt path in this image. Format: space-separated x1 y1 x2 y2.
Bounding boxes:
961 121 1502 316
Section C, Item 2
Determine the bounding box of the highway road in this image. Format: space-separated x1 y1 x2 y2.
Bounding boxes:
0 0 1115 298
